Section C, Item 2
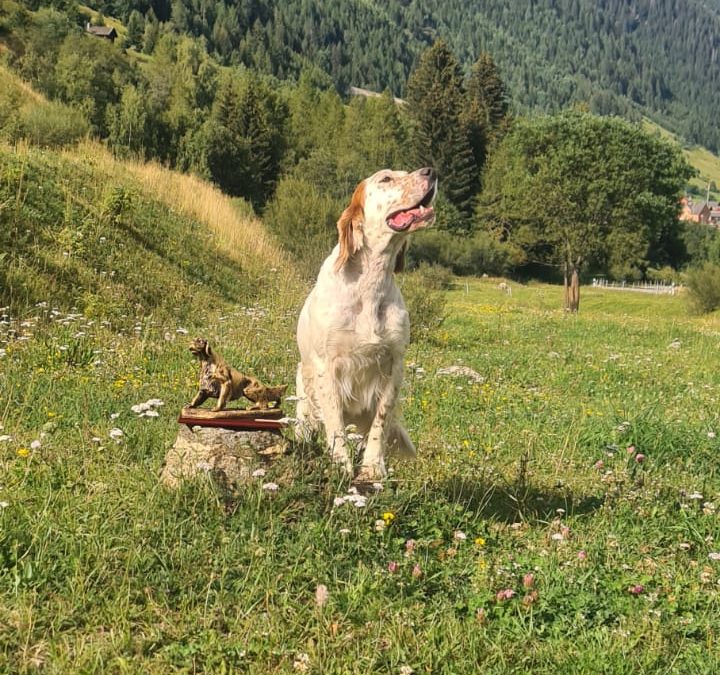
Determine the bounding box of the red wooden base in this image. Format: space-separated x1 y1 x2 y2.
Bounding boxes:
177 407 288 431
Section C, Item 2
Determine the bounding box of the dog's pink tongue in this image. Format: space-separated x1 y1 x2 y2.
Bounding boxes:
389 209 417 229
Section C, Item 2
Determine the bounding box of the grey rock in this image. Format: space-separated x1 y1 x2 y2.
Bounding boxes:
160 425 287 490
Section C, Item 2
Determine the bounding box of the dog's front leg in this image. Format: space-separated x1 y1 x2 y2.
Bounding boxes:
213 382 231 412
189 391 208 408
316 371 353 474
357 360 404 482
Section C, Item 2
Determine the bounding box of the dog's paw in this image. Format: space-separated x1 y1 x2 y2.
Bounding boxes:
355 462 386 483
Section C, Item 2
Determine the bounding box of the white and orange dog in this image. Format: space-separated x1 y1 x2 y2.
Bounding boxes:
296 167 437 480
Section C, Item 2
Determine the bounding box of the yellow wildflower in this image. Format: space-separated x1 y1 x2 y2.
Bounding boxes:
382 512 395 525
17 447 29 458
475 537 486 547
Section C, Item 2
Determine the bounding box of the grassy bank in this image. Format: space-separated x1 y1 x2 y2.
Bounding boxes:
2 270 719 672
0 141 299 320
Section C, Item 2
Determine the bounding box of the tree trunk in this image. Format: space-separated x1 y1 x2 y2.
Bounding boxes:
569 265 580 313
563 263 571 311
563 259 581 313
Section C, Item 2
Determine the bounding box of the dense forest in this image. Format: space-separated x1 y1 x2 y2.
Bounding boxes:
28 0 720 153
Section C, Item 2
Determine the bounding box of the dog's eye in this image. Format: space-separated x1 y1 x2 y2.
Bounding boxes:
380 175 393 183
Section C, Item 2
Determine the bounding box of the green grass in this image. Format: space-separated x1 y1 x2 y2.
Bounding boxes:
643 118 720 201
2 265 720 672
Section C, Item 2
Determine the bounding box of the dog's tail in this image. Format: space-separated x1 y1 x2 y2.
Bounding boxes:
387 423 416 459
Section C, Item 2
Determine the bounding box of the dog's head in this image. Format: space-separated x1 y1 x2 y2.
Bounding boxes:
335 167 437 272
189 337 212 360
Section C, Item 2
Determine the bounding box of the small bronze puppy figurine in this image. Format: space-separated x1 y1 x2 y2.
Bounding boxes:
244 381 288 410
188 338 255 412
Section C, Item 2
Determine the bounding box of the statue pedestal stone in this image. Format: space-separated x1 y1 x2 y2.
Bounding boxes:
161 424 288 490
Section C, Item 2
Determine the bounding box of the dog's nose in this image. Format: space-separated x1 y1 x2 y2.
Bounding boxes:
418 167 435 179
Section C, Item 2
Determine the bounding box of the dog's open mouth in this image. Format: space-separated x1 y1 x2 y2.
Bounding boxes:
386 182 437 232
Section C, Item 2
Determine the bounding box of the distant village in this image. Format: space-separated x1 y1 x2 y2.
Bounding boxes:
680 197 720 226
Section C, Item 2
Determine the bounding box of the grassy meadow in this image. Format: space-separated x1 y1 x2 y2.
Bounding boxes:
2 191 720 675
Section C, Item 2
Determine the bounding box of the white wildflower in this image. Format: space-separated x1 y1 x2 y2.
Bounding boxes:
293 652 310 672
252 468 266 478
371 482 384 492
0 501 8 508
339 528 351 535
708 432 716 439
0 435 12 443
109 428 124 442
176 327 188 335
454 530 467 541
110 413 120 420
142 410 159 418
551 532 565 541
688 492 704 501
262 482 279 492
30 440 41 450
315 584 328 607
708 552 720 561
333 497 346 507
375 519 386 532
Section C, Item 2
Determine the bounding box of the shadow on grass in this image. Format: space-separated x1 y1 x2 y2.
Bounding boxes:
439 474 605 523
250 437 605 525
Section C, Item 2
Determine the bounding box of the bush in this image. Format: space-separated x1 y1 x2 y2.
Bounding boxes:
0 66 89 147
21 99 89 146
686 263 720 313
646 266 682 284
264 176 342 279
408 228 512 276
399 265 449 344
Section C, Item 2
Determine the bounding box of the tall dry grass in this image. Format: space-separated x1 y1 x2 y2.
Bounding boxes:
64 141 303 302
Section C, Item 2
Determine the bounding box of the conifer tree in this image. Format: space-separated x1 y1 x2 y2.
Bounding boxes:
405 40 478 228
463 52 509 172
125 10 145 50
142 10 159 55
200 71 287 207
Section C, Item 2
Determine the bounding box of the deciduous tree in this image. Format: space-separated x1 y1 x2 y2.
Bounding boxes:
478 112 693 311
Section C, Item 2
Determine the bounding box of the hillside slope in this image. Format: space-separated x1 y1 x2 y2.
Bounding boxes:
80 0 720 152
0 141 300 321
643 119 720 202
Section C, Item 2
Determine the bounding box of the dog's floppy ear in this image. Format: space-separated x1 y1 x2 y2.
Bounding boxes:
335 180 365 272
394 242 407 273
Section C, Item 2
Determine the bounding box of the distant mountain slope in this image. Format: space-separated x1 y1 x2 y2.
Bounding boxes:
643 119 720 202
86 0 719 151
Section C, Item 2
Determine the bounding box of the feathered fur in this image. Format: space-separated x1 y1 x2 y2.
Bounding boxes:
296 167 437 480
